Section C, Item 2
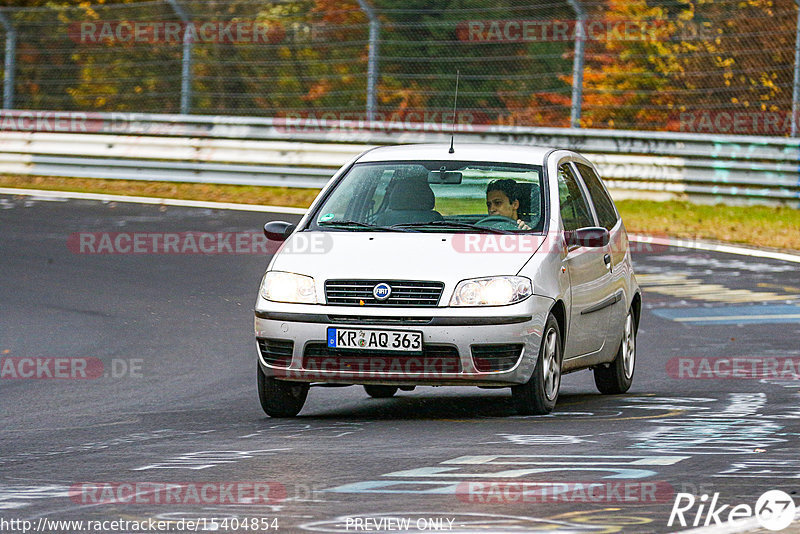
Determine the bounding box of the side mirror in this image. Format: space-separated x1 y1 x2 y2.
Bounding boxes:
568 227 609 248
263 221 296 241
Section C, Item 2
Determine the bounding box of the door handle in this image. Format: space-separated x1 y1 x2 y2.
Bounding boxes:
604 253 612 271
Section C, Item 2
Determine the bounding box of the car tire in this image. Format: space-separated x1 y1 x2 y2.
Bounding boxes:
363 385 398 398
511 313 562 415
594 309 636 394
257 365 309 417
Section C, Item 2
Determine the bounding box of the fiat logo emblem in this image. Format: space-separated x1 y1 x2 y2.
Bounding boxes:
373 283 392 301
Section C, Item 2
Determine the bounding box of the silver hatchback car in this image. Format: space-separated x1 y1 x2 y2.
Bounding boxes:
254 143 641 417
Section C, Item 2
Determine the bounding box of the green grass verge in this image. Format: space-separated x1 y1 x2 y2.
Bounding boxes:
2 174 799 251
615 199 800 251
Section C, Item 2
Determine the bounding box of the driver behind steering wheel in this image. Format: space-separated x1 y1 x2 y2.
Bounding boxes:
486 179 532 230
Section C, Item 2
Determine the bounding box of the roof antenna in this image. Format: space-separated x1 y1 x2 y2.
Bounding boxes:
449 70 460 154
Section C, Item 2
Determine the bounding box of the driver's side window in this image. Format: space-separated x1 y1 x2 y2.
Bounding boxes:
557 163 594 231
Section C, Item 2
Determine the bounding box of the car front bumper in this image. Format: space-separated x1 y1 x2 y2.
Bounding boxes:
254 295 553 386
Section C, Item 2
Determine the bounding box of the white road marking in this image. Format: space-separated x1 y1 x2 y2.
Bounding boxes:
674 314 800 322
637 273 799 303
629 234 800 264
0 187 307 214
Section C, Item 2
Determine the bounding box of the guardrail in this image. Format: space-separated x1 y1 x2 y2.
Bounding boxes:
0 110 798 207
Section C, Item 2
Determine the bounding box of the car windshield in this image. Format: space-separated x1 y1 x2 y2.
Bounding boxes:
309 161 545 233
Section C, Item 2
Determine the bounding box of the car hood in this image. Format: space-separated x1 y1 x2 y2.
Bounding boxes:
270 231 546 282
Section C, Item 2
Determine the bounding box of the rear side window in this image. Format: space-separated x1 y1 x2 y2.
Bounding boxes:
557 164 594 231
575 163 619 231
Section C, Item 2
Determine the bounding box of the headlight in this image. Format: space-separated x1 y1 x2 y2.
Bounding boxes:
260 271 317 304
449 276 532 306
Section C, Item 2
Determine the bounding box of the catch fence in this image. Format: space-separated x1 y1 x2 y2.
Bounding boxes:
0 0 798 135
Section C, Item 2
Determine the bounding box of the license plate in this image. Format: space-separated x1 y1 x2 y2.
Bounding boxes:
327 327 422 353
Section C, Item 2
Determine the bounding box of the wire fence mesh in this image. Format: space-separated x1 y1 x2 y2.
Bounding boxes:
0 0 797 135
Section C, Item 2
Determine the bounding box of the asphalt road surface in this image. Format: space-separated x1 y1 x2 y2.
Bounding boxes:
1 192 799 534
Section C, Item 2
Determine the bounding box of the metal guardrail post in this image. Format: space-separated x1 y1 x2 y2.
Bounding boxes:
166 0 192 115
792 0 800 137
567 0 586 129
0 9 16 109
356 0 379 122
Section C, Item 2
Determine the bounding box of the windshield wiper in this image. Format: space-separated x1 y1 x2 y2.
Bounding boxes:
390 221 515 234
318 220 414 232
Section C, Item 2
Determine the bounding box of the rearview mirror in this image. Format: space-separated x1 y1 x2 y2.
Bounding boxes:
263 221 296 241
427 169 462 184
568 227 609 248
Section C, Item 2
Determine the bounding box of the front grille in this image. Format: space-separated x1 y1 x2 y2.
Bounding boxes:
328 315 432 325
302 343 461 374
325 280 444 307
471 344 524 372
257 338 294 368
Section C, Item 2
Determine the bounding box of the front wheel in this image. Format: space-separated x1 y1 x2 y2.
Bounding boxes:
594 309 636 394
511 314 562 415
363 385 398 398
257 365 309 417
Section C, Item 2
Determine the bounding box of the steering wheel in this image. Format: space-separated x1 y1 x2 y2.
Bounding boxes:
475 215 521 230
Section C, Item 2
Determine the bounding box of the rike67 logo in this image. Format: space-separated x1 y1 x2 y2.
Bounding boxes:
668 490 796 531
